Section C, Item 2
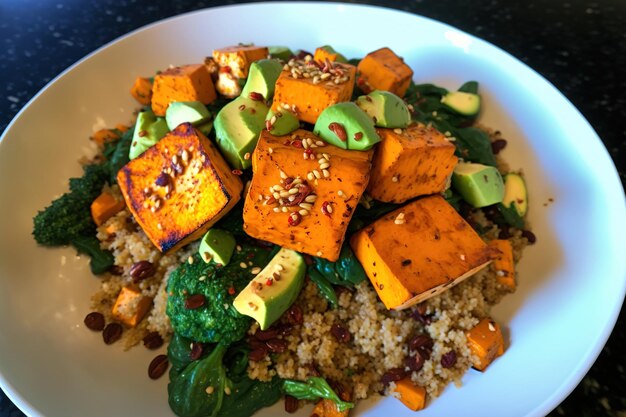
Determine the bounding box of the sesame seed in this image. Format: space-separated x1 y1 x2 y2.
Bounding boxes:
313 170 321 179
223 303 229 310
305 194 317 203
270 115 277 125
393 128 403 134
307 172 315 181
224 387 231 395
392 175 399 183
394 218 405 225
303 152 309 160
316 251 323 257
322 169 330 178
273 192 281 200
460 254 466 261
155 199 161 208
281 206 289 213
337 190 344 197
280 170 287 179
292 177 302 185
206 386 214 394
319 162 330 170
188 256 194 264
299 202 313 210
172 155 178 164
288 188 299 195
322 153 330 160
488 322 496 332
251 267 261 274
236 245 242 252
268 147 274 154
198 276 206 281
273 184 284 191
288 195 296 202
397 212 405 219
318 158 328 165
157 223 163 230
181 150 189 163
299 209 309 216
239 262 247 269
150 206 156 213
316 141 325 147
244 152 251 160
326 203 333 213
279 190 291 198
273 207 281 213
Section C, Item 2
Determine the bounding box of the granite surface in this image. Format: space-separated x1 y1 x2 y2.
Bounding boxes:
0 0 624 416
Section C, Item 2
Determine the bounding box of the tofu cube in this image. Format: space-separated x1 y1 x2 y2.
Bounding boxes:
271 60 356 124
151 64 217 116
466 317 505 371
357 47 413 97
350 195 498 309
117 123 243 252
243 129 373 261
213 45 269 78
367 124 458 203
111 285 153 327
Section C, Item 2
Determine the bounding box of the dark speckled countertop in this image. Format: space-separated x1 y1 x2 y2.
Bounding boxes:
1 1 624 416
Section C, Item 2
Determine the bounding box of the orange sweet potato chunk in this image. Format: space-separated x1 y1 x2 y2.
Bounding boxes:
243 129 373 261
130 76 153 106
356 47 413 97
489 239 515 289
313 47 341 63
151 64 217 116
271 61 356 124
213 45 269 78
394 378 427 411
367 124 458 203
111 285 153 327
466 317 505 371
117 123 243 252
90 191 125 226
350 195 498 310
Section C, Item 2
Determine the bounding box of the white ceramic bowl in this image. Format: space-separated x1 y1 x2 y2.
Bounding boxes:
0 3 624 417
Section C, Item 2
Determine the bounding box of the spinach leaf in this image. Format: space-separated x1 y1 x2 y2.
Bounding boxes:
220 377 283 417
453 127 497 166
283 377 354 412
307 268 338 308
102 126 133 184
443 189 463 212
70 236 114 275
458 81 479 94
496 203 525 229
312 244 366 287
168 332 193 381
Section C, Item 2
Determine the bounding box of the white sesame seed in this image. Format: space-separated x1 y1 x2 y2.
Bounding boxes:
337 190 344 197
273 184 284 191
258 194 263 201
224 387 231 395
322 153 330 160
318 158 328 165
251 267 261 275
299 202 313 210
206 386 214 394
244 152 251 160
397 212 405 219
223 303 229 310
319 162 330 170
299 209 309 216
273 207 281 213
155 199 161 208
302 139 309 149
393 128 403 134
287 188 298 195
496 270 506 276
188 256 194 264
172 155 178 164
313 170 321 179
280 170 287 179
316 141 325 147
279 190 291 198
157 223 163 230
268 147 274 154
305 194 317 203
236 245 242 252
273 192 281 200
292 177 302 185
182 150 189 163
316 251 323 257
488 322 496 331
394 218 405 225
150 206 156 213
270 115 277 125
322 169 330 178
307 172 315 181
460 254 466 261
326 203 333 213
239 262 247 269
281 206 289 213
303 152 309 160
392 175 399 183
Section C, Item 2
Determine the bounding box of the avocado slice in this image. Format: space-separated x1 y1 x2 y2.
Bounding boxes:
502 173 528 216
452 162 504 208
165 101 210 130
317 45 348 63
265 108 299 136
313 102 380 151
240 59 283 102
269 46 293 61
198 228 236 266
233 248 305 330
441 91 481 116
129 109 169 160
355 90 411 128
214 96 269 169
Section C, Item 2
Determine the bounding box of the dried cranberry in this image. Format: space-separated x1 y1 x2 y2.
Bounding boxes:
405 353 425 372
142 331 164 350
284 395 299 413
129 260 156 283
441 351 457 368
381 368 407 386
522 230 537 244
184 294 206 309
286 305 303 325
254 328 279 341
266 338 288 353
248 347 268 362
190 342 204 360
491 138 508 154
330 324 351 343
148 354 169 379
84 312 105 331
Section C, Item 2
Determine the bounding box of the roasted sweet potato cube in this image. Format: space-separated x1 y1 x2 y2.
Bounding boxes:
91 128 120 146
393 378 427 411
243 129 372 261
350 195 498 309
367 124 458 203
151 64 217 116
271 61 356 124
111 285 153 327
489 239 515 289
310 399 349 417
213 45 269 78
117 123 243 252
130 76 153 106
90 191 125 226
466 317 505 371
357 47 413 97
313 46 343 63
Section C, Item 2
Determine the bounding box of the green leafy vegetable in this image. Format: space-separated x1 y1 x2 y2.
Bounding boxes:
283 377 354 412
166 245 277 345
167 334 282 417
458 81 479 94
496 203 525 229
102 126 133 184
308 268 338 308
71 236 114 275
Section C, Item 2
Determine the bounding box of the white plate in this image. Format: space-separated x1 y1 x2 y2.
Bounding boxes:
1 3 624 417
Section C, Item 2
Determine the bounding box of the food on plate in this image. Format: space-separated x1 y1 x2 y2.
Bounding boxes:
32 43 535 416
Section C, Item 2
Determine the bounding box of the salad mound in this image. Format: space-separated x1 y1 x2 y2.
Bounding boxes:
33 43 533 416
